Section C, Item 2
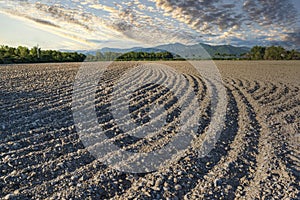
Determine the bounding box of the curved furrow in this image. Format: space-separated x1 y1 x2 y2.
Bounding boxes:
282 108 300 125
85 67 206 166
0 108 76 158
121 74 209 154
46 168 133 200
93 67 181 141
99 65 180 127
105 66 169 113
268 106 299 126
1 150 95 198
246 80 260 94
94 66 164 114
115 87 238 199
0 129 81 178
266 96 300 117
95 72 207 145
238 78 251 90
234 82 299 199
234 79 244 88
288 135 300 185
254 82 278 101
185 82 261 199
251 81 275 100
257 83 289 105
261 86 299 106
243 78 252 90
101 63 158 96
24 65 209 199
266 113 300 196
0 88 75 147
186 74 207 103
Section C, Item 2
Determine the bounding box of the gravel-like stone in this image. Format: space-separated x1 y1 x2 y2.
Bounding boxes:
175 184 182 191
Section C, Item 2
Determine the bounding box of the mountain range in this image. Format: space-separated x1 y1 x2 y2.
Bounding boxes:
61 43 251 59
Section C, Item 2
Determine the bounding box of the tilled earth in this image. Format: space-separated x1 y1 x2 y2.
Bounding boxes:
0 61 299 200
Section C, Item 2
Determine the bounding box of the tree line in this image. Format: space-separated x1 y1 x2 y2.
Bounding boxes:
213 52 240 60
0 45 86 64
1 44 299 64
85 51 122 61
85 51 181 61
212 46 300 60
244 45 300 60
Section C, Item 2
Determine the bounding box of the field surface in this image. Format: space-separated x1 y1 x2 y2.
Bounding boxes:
0 61 299 199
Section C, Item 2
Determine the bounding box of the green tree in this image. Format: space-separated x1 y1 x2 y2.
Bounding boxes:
30 46 41 60
264 46 285 60
17 46 29 58
250 46 266 60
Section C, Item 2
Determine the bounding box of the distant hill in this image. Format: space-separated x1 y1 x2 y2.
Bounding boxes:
100 47 167 53
202 43 250 56
61 43 250 59
60 47 167 56
100 47 140 53
156 43 250 59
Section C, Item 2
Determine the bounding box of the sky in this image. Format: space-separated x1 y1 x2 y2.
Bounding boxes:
0 0 299 50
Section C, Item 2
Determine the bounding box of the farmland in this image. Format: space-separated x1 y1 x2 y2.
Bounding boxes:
0 61 299 199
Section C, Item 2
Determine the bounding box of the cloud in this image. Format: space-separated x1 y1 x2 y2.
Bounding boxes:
100 3 199 45
89 4 118 13
283 30 300 46
0 0 126 48
155 0 244 33
111 21 133 32
0 0 299 49
243 0 298 28
155 0 298 33
34 2 93 31
153 0 299 47
1 8 61 28
27 17 61 28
